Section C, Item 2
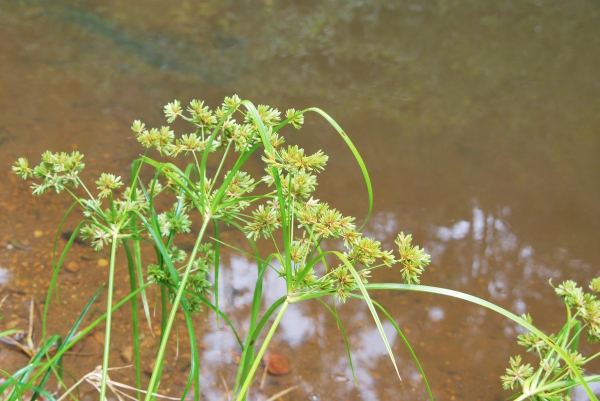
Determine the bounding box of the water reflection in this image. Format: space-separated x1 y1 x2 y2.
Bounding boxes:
429 203 571 299
0 267 11 286
428 306 444 322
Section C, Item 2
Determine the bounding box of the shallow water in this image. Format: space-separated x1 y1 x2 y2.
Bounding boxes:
1 0 600 399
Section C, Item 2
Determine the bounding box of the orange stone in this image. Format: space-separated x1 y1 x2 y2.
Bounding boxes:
263 353 290 376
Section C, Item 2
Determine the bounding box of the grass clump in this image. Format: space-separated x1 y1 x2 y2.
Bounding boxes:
5 96 600 401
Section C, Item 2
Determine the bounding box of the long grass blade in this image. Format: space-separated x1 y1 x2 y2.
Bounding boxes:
0 329 22 339
233 258 272 396
177 296 201 401
22 284 152 389
315 298 357 386
330 252 401 380
213 219 221 328
123 240 142 396
0 370 55 401
182 290 242 348
31 286 104 401
351 295 434 401
133 237 153 333
363 283 597 400
273 107 373 229
235 301 289 401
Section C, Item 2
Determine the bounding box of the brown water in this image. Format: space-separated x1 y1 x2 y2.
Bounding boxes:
1 0 600 399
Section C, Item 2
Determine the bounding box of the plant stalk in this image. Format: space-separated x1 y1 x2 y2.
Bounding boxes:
235 300 289 401
99 233 119 401
144 217 211 400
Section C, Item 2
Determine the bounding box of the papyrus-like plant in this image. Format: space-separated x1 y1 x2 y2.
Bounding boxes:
7 96 599 401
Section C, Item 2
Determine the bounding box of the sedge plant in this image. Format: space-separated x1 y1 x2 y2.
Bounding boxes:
500 279 600 400
7 96 600 400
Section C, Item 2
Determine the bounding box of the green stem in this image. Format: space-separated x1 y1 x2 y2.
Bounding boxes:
124 240 142 397
99 233 119 401
209 141 232 194
144 218 211 400
288 290 334 304
235 301 289 401
514 375 600 401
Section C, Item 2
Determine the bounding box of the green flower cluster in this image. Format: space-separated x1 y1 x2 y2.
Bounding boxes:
14 95 432 352
555 278 600 343
133 96 294 157
396 232 431 285
13 151 84 195
501 355 534 390
502 279 600 399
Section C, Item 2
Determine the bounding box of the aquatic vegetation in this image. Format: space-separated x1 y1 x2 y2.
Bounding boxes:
7 96 600 401
501 279 600 400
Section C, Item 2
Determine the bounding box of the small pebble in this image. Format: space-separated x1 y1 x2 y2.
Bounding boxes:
263 353 290 376
65 261 79 273
97 258 109 268
8 239 29 251
140 336 155 348
120 345 133 363
330 373 349 382
33 230 43 238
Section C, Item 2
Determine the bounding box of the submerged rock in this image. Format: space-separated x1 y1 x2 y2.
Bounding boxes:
263 353 290 376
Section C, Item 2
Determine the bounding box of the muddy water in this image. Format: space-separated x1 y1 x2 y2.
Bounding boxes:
1 0 600 400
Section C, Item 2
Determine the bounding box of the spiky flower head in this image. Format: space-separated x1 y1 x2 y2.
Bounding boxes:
555 280 586 310
167 245 187 264
13 158 33 180
285 109 305 129
566 350 587 380
80 224 112 251
396 232 430 284
157 205 192 237
244 204 281 240
263 170 318 199
134 126 174 154
223 170 256 200
188 100 217 128
96 173 124 199
263 146 328 173
346 236 384 267
147 264 172 285
590 278 600 293
332 265 355 303
131 120 145 134
16 151 85 195
246 104 281 128
222 94 241 111
501 355 533 390
164 100 182 123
